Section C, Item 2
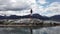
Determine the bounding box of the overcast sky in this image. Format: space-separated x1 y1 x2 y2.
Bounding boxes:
0 0 60 17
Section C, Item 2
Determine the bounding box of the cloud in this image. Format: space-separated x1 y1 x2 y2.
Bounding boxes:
36 0 47 5
0 0 36 16
44 2 60 17
0 10 30 16
0 0 60 17
0 0 31 11
34 2 60 17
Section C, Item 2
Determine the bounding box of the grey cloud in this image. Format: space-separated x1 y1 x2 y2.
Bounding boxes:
4 4 30 11
0 0 31 11
0 0 10 4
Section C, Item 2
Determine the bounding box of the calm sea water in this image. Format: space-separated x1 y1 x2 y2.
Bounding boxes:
0 26 60 34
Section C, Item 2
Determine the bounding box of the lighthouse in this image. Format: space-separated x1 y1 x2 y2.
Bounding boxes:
30 9 33 16
30 9 33 34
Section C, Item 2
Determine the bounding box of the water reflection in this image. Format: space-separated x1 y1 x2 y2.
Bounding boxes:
0 26 60 34
33 26 60 34
0 27 30 34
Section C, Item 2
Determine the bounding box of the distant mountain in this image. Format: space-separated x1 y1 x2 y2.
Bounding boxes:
0 15 21 19
50 15 60 21
32 14 49 20
0 14 60 21
0 14 49 20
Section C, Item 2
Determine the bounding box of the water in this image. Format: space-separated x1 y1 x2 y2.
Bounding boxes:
0 26 60 34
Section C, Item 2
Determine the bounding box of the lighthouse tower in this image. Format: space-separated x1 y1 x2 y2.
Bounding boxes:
30 9 33 34
30 9 33 16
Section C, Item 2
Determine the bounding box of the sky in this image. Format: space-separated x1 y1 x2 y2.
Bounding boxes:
0 0 60 17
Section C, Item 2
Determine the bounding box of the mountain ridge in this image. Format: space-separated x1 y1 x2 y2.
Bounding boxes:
0 14 60 21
